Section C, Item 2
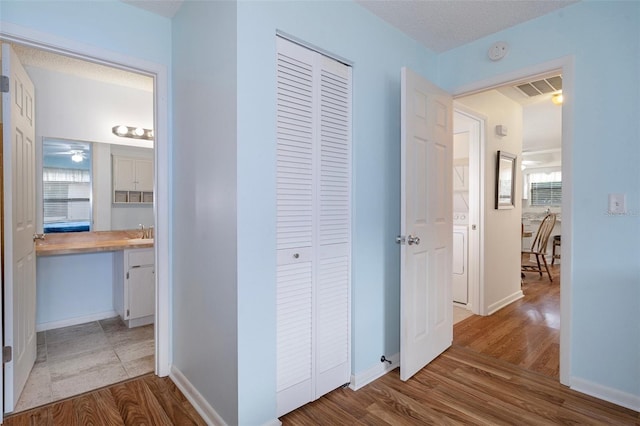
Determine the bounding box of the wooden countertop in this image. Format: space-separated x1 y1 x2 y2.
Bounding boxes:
36 230 154 256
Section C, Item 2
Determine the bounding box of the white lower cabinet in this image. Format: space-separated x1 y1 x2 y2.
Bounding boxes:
113 248 155 328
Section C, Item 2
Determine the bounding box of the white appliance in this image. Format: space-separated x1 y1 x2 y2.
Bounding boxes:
453 213 468 304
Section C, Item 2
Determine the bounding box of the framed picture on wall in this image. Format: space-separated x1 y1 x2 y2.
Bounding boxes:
495 150 517 209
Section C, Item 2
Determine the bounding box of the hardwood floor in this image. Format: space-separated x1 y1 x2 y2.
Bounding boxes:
282 264 637 424
281 346 639 425
8 265 636 425
454 264 561 378
3 374 205 425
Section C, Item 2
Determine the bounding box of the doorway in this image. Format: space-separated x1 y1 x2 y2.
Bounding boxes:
0 34 169 415
451 68 566 381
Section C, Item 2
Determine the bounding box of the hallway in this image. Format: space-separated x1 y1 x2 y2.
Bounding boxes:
454 265 561 378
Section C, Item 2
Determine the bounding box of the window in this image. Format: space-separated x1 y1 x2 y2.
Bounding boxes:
43 140 92 233
528 171 561 206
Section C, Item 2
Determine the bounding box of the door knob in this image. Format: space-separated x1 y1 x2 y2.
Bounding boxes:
407 235 420 245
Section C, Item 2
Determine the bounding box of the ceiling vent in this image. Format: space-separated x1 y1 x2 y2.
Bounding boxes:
515 75 562 97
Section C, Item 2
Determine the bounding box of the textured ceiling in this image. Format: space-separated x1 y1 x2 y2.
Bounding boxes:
10 43 153 92
357 0 578 53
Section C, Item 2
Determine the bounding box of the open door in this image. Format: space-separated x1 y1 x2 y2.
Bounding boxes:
399 67 453 381
2 43 37 413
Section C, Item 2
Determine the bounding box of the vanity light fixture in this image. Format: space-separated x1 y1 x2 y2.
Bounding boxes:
112 125 154 140
551 92 564 105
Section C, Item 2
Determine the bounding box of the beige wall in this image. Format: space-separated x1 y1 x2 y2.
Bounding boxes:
457 90 523 314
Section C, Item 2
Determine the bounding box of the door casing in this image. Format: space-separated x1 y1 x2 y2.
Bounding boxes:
0 22 172 414
451 56 574 386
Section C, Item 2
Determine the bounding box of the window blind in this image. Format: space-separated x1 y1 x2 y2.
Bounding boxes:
43 167 91 227
531 181 561 206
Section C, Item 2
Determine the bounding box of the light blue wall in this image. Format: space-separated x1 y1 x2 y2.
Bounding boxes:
236 1 437 423
440 1 640 399
36 253 114 326
1 1 171 65
172 1 239 425
1 0 171 328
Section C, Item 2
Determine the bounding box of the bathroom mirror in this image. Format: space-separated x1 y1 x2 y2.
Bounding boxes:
495 150 517 210
41 137 154 233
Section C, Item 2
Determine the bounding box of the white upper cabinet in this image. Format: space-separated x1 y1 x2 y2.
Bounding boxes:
113 156 154 203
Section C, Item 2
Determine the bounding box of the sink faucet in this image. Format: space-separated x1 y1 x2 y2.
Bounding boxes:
138 224 153 239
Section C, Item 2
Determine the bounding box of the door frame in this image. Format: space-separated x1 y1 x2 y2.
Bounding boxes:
452 108 485 315
0 22 171 397
451 56 574 386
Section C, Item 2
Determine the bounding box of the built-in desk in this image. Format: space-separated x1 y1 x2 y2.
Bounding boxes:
34 231 154 331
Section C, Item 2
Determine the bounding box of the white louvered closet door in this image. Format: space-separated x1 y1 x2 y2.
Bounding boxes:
276 37 351 417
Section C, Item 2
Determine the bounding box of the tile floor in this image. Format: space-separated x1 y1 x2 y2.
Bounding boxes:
14 317 154 413
453 305 474 324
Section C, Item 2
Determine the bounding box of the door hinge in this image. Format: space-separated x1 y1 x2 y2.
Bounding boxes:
126 309 130 317
0 75 9 93
3 346 12 363
126 272 129 279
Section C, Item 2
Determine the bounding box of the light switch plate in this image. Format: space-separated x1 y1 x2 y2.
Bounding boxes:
608 193 626 215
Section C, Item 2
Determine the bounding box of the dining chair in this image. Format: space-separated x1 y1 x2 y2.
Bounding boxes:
521 213 556 282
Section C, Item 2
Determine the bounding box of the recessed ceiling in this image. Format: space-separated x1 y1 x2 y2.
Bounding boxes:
356 0 578 53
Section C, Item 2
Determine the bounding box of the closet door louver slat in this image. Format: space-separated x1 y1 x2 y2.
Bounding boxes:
276 37 351 416
316 64 351 397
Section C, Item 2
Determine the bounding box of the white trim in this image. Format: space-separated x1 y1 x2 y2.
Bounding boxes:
276 31 353 66
571 377 640 412
262 419 283 426
0 21 171 381
35 310 118 332
451 55 574 386
486 290 524 316
452 107 486 316
170 366 228 426
349 352 399 391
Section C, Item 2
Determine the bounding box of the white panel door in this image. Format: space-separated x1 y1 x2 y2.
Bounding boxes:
400 67 453 381
2 43 37 413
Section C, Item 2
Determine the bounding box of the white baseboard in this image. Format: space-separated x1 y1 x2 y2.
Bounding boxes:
571 377 640 412
486 290 524 315
170 366 228 425
35 310 118 332
261 419 283 426
349 352 399 391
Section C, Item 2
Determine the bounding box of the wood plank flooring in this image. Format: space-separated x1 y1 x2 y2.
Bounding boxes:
7 265 637 425
3 374 206 425
454 264 561 378
281 346 639 425
282 264 639 424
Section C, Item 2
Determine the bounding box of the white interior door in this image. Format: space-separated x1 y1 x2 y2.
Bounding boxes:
2 43 37 413
400 67 453 381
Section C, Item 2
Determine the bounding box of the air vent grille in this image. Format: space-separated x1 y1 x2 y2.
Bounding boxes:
516 75 562 97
